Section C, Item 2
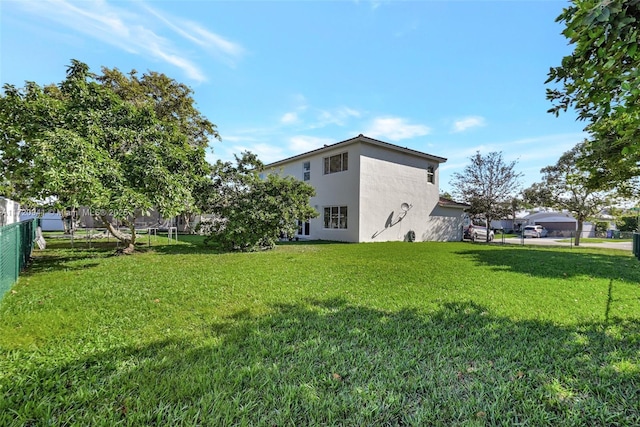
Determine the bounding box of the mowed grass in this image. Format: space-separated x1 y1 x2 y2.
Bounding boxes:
556 238 633 243
1 237 639 426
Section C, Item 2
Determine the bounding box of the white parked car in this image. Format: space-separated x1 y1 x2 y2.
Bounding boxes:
523 225 548 238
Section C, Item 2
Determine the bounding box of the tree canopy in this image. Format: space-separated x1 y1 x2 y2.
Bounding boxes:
450 151 522 241
0 60 217 252
546 0 640 188
199 152 318 251
522 144 615 246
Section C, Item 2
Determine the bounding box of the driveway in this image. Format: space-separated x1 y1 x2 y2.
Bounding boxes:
496 236 633 251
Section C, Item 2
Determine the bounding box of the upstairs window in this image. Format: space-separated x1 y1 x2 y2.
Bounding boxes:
427 166 435 184
323 152 348 175
303 161 310 181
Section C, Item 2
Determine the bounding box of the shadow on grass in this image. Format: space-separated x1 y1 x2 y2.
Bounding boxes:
27 237 221 270
151 238 349 255
24 244 112 276
457 246 640 282
277 239 352 246
2 299 639 426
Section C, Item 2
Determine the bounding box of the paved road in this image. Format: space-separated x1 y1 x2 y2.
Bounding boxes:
496 236 633 251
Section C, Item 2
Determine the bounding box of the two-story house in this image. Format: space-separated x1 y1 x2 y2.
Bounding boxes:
265 134 467 243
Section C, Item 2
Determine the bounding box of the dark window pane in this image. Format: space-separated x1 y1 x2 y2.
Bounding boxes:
331 206 339 228
340 206 347 229
330 155 341 173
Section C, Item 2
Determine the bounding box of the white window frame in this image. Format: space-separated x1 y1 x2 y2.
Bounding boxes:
323 206 348 229
303 161 311 181
427 165 435 184
323 152 348 175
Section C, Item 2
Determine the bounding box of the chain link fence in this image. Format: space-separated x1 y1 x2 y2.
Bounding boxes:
0 219 37 301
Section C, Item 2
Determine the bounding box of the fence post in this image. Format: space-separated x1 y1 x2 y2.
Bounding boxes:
14 222 20 284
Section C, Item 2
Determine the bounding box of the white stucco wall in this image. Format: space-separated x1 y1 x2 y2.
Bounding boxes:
267 145 360 242
358 144 440 242
424 205 466 241
266 136 448 243
0 197 20 226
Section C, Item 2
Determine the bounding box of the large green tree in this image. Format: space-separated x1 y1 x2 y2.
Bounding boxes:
546 0 640 188
0 60 216 253
450 151 523 242
523 144 615 246
200 152 317 252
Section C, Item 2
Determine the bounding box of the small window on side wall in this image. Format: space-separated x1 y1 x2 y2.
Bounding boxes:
427 166 434 184
303 161 311 181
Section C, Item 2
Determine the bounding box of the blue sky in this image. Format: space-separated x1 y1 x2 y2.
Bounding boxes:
1 0 585 194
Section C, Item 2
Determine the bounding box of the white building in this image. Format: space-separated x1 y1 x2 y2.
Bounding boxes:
520 211 578 232
265 134 467 243
0 197 20 226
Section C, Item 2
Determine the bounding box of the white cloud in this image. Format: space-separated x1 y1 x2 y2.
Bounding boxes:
442 132 585 167
143 5 245 67
452 116 486 133
366 117 431 141
220 135 260 143
288 136 334 153
281 112 299 124
314 107 361 128
15 0 245 82
437 132 587 193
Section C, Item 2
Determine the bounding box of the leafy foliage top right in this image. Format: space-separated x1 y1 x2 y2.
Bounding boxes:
546 0 640 187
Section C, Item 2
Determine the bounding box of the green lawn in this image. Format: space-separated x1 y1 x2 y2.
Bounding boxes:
1 237 639 426
556 237 633 243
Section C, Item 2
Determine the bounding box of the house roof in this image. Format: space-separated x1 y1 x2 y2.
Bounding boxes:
520 211 577 223
438 196 470 209
265 134 447 168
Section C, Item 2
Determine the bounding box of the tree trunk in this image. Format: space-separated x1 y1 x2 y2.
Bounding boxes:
101 215 137 254
180 212 193 234
575 220 583 246
486 217 491 242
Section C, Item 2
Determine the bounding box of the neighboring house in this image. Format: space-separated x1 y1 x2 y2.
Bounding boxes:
265 134 466 243
490 219 515 232
520 211 577 232
22 212 66 231
20 208 198 233
428 197 471 242
0 197 20 226
516 210 599 237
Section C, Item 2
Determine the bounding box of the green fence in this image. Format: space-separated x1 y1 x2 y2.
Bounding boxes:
0 219 37 302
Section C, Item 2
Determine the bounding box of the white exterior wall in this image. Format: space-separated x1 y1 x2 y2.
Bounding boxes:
268 145 360 242
0 197 20 226
359 144 440 242
424 205 466 241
